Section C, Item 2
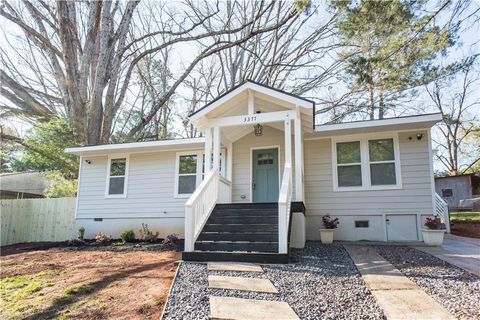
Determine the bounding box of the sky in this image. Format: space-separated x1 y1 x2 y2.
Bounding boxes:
1 0 479 172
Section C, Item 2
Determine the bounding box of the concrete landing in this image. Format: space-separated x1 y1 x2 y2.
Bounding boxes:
413 234 480 277
208 275 278 293
345 245 453 320
209 296 299 320
207 262 264 273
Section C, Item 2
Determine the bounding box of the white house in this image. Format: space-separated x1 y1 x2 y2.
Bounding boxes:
66 81 449 262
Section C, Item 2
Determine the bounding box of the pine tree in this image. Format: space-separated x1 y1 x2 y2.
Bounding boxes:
332 0 457 119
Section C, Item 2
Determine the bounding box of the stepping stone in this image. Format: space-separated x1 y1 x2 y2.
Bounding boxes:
207 262 263 273
208 275 278 293
209 296 299 320
344 245 453 320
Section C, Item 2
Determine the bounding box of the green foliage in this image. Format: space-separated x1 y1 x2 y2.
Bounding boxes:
77 227 85 240
0 126 22 173
120 229 136 243
331 0 458 118
0 270 56 319
11 118 78 178
43 171 78 198
294 0 312 13
450 212 480 221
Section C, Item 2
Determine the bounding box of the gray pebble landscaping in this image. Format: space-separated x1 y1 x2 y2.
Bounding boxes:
162 242 385 320
375 245 480 319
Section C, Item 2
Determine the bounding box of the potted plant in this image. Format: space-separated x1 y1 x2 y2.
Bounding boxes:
319 215 339 244
422 216 446 246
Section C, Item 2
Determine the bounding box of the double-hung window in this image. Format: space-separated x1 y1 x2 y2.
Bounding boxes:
178 154 198 195
106 156 128 197
368 139 396 186
175 151 225 197
333 135 401 191
336 141 362 187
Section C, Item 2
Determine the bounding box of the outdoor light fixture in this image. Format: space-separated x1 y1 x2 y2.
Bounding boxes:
85 159 92 164
254 123 263 136
416 133 424 140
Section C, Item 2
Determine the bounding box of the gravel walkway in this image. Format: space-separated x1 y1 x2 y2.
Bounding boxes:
163 243 385 320
375 245 480 319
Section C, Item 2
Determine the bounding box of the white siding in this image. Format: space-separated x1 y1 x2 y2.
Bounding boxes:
231 126 296 203
304 130 434 241
76 151 189 238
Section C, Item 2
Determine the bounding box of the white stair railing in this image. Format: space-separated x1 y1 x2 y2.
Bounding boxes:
278 163 292 254
184 169 231 252
435 193 450 233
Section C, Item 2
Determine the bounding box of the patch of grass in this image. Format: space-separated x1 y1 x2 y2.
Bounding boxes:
0 270 56 319
64 284 94 295
450 211 480 221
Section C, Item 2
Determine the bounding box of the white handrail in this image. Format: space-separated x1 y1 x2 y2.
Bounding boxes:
184 169 232 251
185 169 218 252
435 193 450 233
278 163 292 254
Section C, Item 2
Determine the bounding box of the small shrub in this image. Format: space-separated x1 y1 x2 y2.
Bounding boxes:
77 227 85 240
139 223 159 242
95 232 111 244
322 215 339 229
120 229 135 243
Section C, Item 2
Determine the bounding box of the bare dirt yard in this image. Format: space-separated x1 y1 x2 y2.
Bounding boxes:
0 246 180 320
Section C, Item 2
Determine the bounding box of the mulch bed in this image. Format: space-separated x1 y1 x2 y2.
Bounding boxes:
450 220 480 238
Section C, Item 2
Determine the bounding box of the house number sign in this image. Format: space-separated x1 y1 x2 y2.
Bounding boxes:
242 116 257 123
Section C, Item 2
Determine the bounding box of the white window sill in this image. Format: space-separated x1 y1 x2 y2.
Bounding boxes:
174 194 193 199
105 194 127 199
333 184 403 192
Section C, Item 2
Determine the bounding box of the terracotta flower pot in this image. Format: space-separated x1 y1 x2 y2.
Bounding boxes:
422 229 445 246
319 228 335 244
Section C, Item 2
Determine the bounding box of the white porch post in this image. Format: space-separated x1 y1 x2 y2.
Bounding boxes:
212 126 220 171
204 128 212 172
226 142 233 181
294 109 303 202
227 142 233 202
279 114 292 254
284 114 292 165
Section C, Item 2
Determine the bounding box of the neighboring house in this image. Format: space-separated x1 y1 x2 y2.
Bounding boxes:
0 172 49 199
435 174 480 210
66 81 446 262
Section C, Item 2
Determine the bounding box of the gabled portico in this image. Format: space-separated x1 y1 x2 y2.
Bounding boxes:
183 81 314 259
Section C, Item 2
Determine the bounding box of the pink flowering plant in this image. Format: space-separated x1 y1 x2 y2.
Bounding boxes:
424 216 444 230
322 215 339 229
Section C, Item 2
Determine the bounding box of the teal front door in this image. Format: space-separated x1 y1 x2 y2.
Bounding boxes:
252 148 279 203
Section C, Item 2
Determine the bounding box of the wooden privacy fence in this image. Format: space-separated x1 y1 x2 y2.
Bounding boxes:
1 197 76 246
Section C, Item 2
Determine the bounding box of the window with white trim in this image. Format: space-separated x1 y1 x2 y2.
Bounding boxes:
175 151 225 197
178 154 198 195
336 141 362 187
333 135 401 191
368 139 396 186
107 157 128 196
